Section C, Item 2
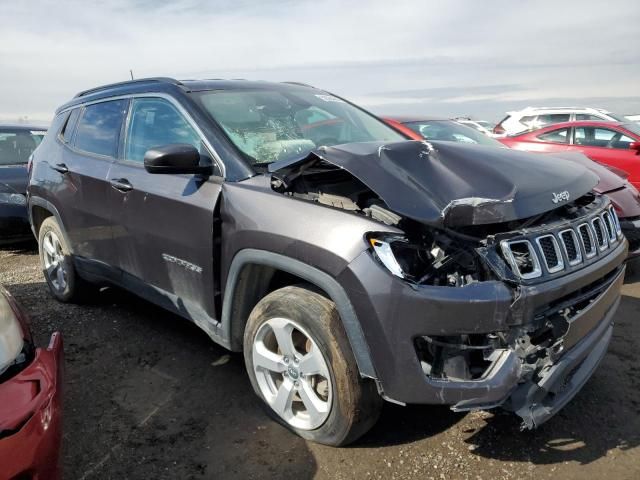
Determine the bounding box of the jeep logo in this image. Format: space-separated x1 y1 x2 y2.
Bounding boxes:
552 191 570 204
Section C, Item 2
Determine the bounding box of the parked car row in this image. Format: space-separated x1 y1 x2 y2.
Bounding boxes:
0 125 45 244
0 78 636 463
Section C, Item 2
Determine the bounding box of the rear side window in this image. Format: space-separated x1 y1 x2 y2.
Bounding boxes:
537 127 570 143
536 114 570 126
575 114 605 121
124 98 201 162
74 100 127 157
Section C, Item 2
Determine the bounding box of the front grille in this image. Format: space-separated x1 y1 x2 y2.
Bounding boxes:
578 223 596 258
592 217 607 250
500 240 541 279
536 235 564 273
602 211 616 242
500 202 622 280
559 229 581 265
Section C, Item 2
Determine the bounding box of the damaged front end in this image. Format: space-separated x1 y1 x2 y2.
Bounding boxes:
269 140 627 429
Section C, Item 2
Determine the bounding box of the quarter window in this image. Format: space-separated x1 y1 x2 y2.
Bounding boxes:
74 100 127 157
125 98 201 163
61 108 80 143
537 127 570 144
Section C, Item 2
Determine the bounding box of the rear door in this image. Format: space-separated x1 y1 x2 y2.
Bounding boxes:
108 96 223 321
57 99 127 271
570 126 640 187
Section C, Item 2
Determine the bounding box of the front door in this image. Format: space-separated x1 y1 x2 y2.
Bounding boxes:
108 96 222 322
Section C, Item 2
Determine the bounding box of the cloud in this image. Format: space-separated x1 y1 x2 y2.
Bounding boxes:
0 0 638 123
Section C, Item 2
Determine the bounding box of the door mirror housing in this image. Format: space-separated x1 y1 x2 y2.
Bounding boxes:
629 141 640 155
143 144 212 175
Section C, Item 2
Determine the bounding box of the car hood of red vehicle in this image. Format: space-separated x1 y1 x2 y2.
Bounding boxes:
544 152 640 217
545 152 624 193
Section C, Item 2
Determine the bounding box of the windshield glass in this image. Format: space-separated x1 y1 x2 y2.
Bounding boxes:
404 120 503 147
0 128 45 165
194 89 405 165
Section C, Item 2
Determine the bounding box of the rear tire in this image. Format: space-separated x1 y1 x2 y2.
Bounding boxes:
243 285 382 446
38 216 94 303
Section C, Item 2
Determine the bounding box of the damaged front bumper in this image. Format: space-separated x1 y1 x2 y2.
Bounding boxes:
338 236 627 428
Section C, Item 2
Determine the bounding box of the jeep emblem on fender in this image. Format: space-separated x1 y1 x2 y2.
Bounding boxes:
552 191 570 204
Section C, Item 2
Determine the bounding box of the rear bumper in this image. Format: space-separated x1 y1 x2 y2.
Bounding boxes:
0 332 64 480
0 203 32 244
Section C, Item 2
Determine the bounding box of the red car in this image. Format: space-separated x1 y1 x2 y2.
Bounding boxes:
0 286 63 480
384 116 640 256
499 121 640 189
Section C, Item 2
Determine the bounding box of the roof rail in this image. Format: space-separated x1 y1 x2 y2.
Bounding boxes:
281 81 316 88
74 77 183 98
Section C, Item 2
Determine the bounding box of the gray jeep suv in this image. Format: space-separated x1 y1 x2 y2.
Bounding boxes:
28 78 627 446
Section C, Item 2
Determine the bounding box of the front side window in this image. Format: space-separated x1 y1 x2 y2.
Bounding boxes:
537 127 570 143
193 89 404 165
0 128 45 165
74 100 127 157
125 98 201 163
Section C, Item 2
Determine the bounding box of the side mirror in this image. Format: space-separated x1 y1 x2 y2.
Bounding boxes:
630 142 640 155
143 144 212 175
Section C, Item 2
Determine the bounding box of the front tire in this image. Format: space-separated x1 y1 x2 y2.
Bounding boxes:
38 216 93 303
243 285 382 446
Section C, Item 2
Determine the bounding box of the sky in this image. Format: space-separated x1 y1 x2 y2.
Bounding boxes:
0 0 638 125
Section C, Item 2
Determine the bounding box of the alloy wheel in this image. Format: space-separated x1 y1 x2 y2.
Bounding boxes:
252 317 332 430
42 230 68 292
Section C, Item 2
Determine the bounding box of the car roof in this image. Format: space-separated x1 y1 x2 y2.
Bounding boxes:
0 124 48 131
385 115 451 123
513 106 611 113
56 77 320 114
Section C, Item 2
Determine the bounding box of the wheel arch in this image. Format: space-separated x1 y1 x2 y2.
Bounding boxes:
29 197 73 253
221 249 377 380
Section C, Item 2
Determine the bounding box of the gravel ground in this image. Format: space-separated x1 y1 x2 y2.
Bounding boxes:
1 243 639 480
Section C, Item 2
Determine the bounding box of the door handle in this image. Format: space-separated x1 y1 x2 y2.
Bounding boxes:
110 178 133 192
51 163 68 174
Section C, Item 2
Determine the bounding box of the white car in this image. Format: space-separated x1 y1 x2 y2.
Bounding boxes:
494 107 626 136
454 118 497 137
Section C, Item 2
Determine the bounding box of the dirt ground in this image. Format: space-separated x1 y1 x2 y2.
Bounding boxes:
1 243 639 480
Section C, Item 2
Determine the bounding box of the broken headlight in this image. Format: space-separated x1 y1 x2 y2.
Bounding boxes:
367 233 481 286
368 234 435 281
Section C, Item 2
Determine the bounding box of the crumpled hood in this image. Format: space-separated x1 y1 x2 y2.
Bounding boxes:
270 140 599 227
0 165 28 194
